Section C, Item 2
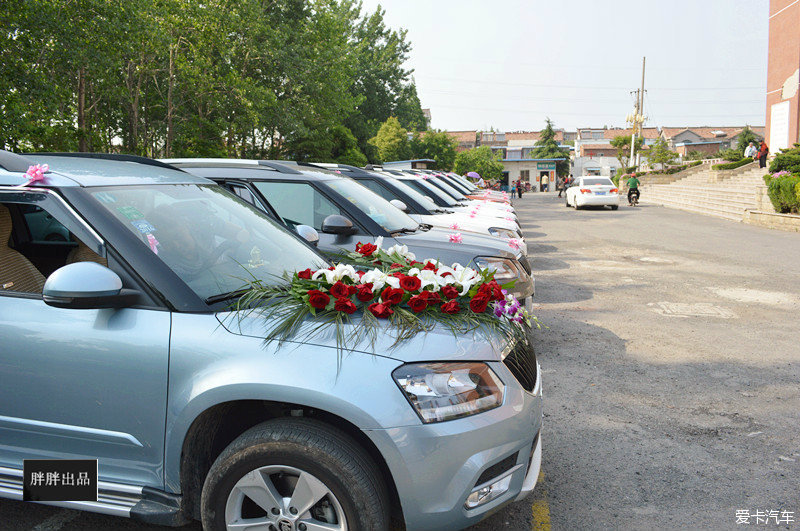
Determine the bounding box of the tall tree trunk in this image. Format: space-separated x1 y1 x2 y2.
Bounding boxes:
166 45 175 157
77 67 87 152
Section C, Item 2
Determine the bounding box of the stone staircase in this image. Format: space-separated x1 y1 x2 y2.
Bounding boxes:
638 162 767 222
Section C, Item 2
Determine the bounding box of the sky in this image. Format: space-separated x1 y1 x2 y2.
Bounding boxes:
359 0 770 133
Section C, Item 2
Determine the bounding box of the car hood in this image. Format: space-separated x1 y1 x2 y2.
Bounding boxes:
412 212 519 234
450 205 517 220
395 227 521 263
216 310 509 362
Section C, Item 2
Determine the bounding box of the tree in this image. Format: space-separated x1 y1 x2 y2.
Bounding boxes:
609 134 644 169
646 137 677 170
735 126 761 157
410 130 457 170
529 118 570 176
395 82 426 132
369 117 410 163
453 146 504 181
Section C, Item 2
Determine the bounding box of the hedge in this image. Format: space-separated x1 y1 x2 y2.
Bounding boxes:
764 173 800 213
712 158 753 171
768 144 800 174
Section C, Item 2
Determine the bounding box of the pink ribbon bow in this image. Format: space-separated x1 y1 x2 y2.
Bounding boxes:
448 232 463 243
17 164 48 187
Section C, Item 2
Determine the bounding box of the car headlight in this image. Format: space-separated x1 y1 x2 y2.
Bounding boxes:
473 256 522 283
488 227 517 239
392 363 505 423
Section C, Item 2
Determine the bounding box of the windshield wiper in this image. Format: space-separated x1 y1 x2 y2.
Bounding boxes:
417 223 433 231
392 227 418 235
204 288 248 305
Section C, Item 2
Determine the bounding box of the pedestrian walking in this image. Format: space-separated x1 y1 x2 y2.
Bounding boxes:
515 179 523 199
757 141 769 168
557 176 565 197
744 141 757 159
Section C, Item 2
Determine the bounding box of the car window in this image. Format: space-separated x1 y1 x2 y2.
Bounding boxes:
252 181 343 231
582 178 614 186
0 200 105 295
385 177 440 211
89 184 327 300
428 177 467 200
357 179 395 201
402 178 458 207
324 178 418 233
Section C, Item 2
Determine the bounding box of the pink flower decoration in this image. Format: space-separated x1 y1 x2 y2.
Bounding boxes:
448 232 463 243
146 233 160 254
421 175 430 180
507 238 523 250
21 164 48 187
449 223 460 230
504 216 515 222
469 212 477 218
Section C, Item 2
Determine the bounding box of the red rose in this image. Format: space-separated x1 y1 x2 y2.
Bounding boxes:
390 262 404 269
357 270 365 278
368 302 394 319
399 275 422 292
334 298 357 314
381 286 404 305
476 283 492 298
390 272 405 279
469 293 490 313
421 290 441 305
356 242 378 257
422 262 438 272
410 260 423 267
407 294 427 313
308 289 330 309
487 280 504 301
440 300 461 314
297 268 312 279
329 281 350 299
356 283 374 302
441 285 459 300
441 271 453 278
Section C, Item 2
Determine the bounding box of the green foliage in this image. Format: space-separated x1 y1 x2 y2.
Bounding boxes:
766 174 800 213
768 143 800 174
646 137 677 170
410 130 457 170
453 146 504 181
368 117 410 163
717 148 743 162
395 83 427 132
735 126 761 156
0 0 416 159
529 118 570 176
685 150 715 161
711 158 752 171
609 134 644 168
611 175 620 187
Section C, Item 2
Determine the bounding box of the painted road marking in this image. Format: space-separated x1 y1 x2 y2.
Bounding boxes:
648 302 737 319
530 470 551 530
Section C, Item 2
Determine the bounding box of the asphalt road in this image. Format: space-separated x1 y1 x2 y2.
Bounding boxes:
4 193 799 530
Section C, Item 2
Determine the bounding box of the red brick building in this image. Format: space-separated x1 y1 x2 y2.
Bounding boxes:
766 0 800 153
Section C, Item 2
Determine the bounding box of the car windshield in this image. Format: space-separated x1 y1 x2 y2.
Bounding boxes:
583 178 614 186
427 176 468 200
89 184 327 300
439 175 471 194
383 176 441 211
324 178 419 233
401 177 459 207
449 174 478 192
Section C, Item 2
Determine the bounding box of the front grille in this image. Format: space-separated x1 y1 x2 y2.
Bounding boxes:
519 257 532 275
503 341 538 392
476 452 518 486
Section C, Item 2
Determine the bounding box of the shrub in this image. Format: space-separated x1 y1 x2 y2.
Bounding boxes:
711 158 752 171
769 143 800 174
717 148 743 162
766 173 800 213
611 174 620 187
796 180 800 206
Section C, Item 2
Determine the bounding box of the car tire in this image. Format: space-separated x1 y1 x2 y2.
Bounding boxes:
565 196 570 207
201 418 390 531
573 200 580 210
610 205 619 210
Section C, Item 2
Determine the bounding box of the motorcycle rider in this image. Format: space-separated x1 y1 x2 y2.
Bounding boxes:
627 173 641 206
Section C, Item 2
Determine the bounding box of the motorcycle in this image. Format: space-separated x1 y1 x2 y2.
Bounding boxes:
628 189 640 207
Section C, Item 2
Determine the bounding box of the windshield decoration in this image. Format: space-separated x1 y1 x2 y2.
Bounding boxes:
232 240 539 355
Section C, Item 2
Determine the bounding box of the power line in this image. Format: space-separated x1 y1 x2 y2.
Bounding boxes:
417 74 763 91
421 89 763 105
432 104 763 119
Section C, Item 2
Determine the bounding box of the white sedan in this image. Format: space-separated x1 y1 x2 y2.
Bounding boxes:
565 177 620 210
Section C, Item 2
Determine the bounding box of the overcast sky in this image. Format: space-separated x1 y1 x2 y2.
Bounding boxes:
359 0 770 132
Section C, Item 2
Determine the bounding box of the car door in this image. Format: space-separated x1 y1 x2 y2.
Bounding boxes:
248 180 373 256
0 190 170 489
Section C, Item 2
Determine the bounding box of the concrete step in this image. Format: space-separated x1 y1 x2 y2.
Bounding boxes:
643 188 759 205
641 198 746 222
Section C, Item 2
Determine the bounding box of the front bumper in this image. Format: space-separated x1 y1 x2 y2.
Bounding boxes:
576 194 620 206
365 360 543 531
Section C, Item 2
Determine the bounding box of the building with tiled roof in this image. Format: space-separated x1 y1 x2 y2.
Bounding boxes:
660 126 765 155
444 130 479 152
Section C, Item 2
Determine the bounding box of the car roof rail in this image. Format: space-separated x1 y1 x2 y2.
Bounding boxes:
27 152 186 173
257 160 303 174
0 150 38 173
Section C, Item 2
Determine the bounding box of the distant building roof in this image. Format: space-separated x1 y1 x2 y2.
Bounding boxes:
506 130 565 142
445 130 478 143
661 126 765 140
603 127 660 139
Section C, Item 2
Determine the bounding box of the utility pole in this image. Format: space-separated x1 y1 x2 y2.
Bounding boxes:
627 57 646 170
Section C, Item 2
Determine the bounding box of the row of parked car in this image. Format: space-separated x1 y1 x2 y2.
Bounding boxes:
0 151 541 531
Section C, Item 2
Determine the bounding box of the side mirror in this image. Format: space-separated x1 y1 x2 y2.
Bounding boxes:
321 214 357 236
389 199 408 212
43 262 138 309
295 224 320 247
